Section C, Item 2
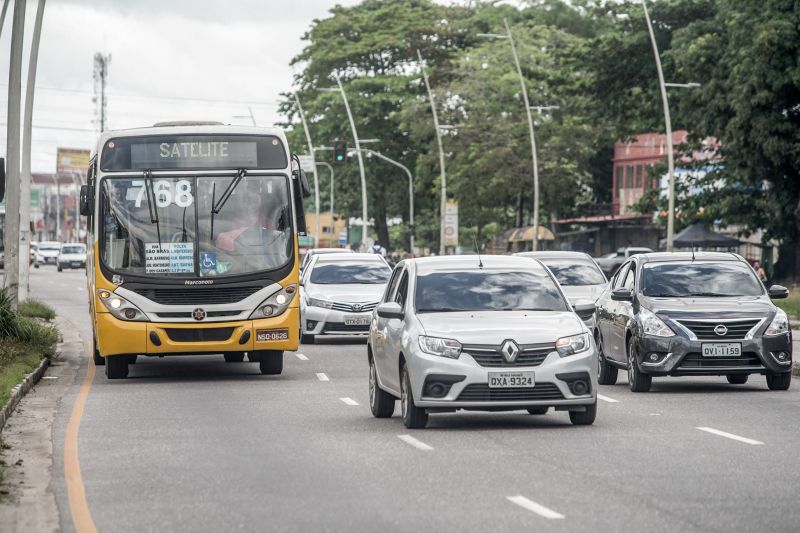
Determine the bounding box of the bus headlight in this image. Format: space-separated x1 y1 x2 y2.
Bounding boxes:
97 290 149 322
250 284 296 319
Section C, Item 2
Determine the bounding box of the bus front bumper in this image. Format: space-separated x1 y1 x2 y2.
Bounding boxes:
96 307 300 357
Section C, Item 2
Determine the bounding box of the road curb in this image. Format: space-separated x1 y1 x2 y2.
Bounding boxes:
793 361 800 377
0 355 51 434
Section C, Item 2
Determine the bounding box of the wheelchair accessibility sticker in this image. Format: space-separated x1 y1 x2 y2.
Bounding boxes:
200 252 217 271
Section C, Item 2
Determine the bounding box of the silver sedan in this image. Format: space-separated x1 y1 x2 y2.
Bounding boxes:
368 255 598 429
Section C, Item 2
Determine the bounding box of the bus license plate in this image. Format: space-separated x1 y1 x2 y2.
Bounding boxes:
344 315 370 326
701 343 741 357
256 329 289 342
488 371 535 389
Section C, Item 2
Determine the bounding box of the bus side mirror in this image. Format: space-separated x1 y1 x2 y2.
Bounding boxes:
297 169 312 198
0 157 5 203
79 185 94 216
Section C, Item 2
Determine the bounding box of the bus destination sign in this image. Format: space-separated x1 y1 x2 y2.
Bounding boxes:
130 141 258 169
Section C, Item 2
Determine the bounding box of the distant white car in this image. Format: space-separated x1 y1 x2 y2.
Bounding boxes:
300 247 354 272
37 241 62 265
57 243 87 271
300 252 392 343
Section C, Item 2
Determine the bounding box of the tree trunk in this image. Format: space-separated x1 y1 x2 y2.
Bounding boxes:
773 195 800 283
515 189 524 228
374 201 390 250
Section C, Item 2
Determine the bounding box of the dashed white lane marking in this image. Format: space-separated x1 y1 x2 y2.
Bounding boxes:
507 495 565 520
597 394 618 403
397 434 433 451
696 426 764 445
315 372 330 382
649 413 661 416
295 353 309 361
339 397 359 406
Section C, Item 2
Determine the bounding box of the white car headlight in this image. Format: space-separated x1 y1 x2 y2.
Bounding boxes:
765 309 789 336
249 284 297 319
555 333 590 357
307 296 334 309
97 290 149 322
418 336 462 359
640 308 674 337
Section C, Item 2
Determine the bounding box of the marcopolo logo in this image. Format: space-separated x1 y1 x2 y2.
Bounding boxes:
193 308 207 321
185 279 214 286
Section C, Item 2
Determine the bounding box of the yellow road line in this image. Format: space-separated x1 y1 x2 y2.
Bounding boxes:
64 338 98 533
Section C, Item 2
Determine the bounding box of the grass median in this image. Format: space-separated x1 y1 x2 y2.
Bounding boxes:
0 292 58 408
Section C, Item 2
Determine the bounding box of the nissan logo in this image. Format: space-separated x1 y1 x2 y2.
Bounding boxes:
714 324 728 336
193 308 207 321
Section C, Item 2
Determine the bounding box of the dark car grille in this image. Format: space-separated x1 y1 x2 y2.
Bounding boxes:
676 319 761 340
678 352 763 368
163 327 235 343
330 301 378 313
456 383 564 402
130 286 261 305
462 343 554 368
322 322 370 334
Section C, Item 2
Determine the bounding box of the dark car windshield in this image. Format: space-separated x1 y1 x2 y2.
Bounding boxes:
61 246 85 254
539 259 606 286
415 270 568 313
641 262 763 297
310 262 391 285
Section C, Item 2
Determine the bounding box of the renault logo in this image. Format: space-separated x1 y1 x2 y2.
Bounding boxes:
193 308 206 321
714 324 728 336
501 340 520 363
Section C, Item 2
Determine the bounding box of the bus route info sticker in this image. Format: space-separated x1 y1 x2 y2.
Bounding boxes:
145 242 195 273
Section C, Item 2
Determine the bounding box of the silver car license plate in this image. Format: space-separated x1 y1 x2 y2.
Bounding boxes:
344 315 370 326
701 343 741 357
488 371 535 388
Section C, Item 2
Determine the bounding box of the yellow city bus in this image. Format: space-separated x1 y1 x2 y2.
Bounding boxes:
80 122 311 379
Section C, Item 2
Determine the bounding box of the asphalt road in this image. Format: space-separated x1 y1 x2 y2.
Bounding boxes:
21 266 800 532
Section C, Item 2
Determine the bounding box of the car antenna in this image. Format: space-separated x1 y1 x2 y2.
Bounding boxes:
691 242 695 262
473 234 484 269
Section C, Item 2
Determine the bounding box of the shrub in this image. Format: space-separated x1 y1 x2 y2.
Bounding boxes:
18 299 56 321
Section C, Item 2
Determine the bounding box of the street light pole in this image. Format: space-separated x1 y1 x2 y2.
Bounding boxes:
19 0 46 301
320 75 369 250
3 0 26 306
315 161 335 245
642 0 676 252
417 50 448 256
355 148 415 255
294 93 320 247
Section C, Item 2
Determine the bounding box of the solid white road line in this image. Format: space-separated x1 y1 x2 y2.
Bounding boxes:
339 397 359 406
397 434 433 451
507 495 565 520
597 394 619 403
316 372 330 382
696 426 764 445
295 353 309 361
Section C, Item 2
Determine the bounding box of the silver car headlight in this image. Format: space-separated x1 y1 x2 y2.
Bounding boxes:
307 296 334 309
555 333 590 357
249 284 297 319
418 336 462 359
765 309 788 336
640 308 675 337
97 290 149 322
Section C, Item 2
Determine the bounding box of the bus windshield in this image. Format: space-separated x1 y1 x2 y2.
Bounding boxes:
100 175 292 277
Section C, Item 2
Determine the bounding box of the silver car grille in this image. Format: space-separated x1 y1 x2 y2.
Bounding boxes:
461 342 555 367
330 301 379 313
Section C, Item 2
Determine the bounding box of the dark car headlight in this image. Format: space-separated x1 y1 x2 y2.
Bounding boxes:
640 308 675 337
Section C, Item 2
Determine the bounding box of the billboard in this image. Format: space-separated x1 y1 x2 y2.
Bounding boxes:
57 148 91 176
444 199 459 247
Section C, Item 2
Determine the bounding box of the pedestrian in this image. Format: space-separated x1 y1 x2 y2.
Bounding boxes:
753 260 767 283
369 241 387 258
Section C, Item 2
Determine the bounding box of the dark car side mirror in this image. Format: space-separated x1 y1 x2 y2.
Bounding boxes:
611 288 634 302
376 302 404 320
79 185 94 216
768 285 789 299
573 300 596 320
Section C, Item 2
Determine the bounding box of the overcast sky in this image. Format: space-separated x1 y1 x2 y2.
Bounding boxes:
0 0 382 173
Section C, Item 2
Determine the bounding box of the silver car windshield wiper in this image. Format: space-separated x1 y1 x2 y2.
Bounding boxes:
683 292 739 297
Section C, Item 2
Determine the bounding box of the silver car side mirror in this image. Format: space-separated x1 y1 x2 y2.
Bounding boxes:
573 300 596 320
376 302 404 320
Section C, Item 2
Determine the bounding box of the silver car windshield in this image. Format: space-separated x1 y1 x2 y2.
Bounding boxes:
540 259 606 286
100 175 292 277
415 270 569 313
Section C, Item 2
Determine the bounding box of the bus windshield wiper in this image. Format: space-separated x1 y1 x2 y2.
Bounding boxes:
212 168 247 215
143 170 162 248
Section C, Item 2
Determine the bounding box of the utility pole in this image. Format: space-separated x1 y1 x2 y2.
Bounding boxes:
3 0 26 306
19 0 46 301
318 75 369 249
294 93 320 247
0 0 10 40
93 53 110 132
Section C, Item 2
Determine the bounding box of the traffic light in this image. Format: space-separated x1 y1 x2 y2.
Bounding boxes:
334 141 347 163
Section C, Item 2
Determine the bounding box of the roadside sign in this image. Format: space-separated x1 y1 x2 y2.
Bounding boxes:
338 230 347 246
297 155 316 173
444 199 458 247
57 148 90 176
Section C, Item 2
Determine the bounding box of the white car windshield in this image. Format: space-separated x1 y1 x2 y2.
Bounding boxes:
415 270 569 313
61 246 86 254
310 262 391 285
540 259 606 286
